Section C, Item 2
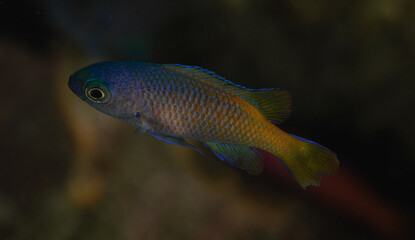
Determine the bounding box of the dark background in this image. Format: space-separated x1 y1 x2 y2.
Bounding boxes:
1 0 414 239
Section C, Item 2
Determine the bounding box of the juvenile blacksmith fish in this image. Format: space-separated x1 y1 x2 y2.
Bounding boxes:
69 62 339 188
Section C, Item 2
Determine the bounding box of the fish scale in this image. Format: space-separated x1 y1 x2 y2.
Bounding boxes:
69 61 339 188
150 72 253 143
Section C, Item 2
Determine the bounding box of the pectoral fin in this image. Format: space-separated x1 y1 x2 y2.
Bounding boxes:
133 112 153 135
147 132 202 153
204 142 264 175
133 128 145 135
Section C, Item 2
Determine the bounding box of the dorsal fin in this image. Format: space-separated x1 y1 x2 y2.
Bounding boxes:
163 64 292 124
237 89 292 124
163 64 252 92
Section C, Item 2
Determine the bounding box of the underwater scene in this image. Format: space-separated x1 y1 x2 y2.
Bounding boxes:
1 0 414 239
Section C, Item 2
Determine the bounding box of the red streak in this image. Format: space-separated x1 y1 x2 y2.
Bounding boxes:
260 150 408 239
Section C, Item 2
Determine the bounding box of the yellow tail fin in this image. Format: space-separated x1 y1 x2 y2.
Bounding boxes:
281 135 339 188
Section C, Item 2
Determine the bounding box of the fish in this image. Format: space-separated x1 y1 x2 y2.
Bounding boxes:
69 61 339 188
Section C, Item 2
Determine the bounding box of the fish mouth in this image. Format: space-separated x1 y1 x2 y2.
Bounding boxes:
68 75 83 97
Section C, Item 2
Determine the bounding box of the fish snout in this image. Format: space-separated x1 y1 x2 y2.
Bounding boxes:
68 75 83 98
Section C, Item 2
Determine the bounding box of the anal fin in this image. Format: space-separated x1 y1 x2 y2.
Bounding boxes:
204 142 264 175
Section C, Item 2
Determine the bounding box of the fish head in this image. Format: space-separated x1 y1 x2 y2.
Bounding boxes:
68 62 138 119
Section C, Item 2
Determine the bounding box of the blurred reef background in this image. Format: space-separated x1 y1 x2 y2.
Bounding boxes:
0 0 414 239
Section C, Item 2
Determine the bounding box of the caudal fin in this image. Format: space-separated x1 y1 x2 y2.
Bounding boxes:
281 135 339 188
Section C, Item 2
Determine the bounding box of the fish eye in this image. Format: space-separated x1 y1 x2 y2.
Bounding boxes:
88 88 104 100
84 80 110 103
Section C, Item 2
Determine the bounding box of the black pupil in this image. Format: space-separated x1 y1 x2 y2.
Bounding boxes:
90 89 103 99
